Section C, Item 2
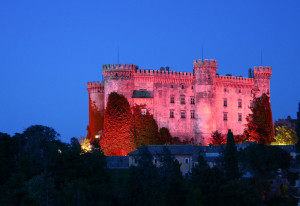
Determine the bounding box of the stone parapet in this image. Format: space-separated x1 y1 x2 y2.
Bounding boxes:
87 81 104 93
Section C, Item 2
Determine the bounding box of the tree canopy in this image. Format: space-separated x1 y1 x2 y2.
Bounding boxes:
244 93 274 144
100 92 136 156
272 126 298 145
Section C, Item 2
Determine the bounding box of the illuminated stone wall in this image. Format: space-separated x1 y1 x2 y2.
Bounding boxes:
87 60 272 145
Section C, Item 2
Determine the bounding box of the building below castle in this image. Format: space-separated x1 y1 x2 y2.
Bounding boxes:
87 59 272 145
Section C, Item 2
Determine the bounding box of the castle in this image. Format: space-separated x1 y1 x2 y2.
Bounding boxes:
87 59 272 145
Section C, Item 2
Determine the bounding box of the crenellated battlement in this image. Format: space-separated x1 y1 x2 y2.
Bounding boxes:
193 59 217 68
253 66 272 73
134 69 194 79
215 75 254 86
102 64 137 71
87 81 104 93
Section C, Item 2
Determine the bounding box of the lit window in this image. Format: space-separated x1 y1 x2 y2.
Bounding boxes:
190 97 195 104
170 96 175 103
185 158 189 164
170 110 174 118
180 95 185 104
191 110 195 119
181 111 186 119
238 113 242 121
223 98 227 107
238 99 242 108
141 108 147 116
223 112 228 121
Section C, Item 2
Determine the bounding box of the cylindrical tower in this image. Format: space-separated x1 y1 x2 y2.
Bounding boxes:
102 64 136 107
193 59 217 145
87 81 104 141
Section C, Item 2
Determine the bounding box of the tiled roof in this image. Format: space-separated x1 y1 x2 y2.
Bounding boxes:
128 145 201 156
106 156 129 169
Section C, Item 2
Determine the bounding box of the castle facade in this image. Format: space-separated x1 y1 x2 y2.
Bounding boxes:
87 59 272 145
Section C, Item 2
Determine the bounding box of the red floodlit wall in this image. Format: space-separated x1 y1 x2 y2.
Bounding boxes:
87 60 272 145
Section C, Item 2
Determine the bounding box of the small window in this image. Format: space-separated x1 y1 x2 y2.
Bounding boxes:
141 108 147 116
191 86 194 89
267 89 269 94
238 89 241 93
223 112 228 121
190 97 195 104
170 110 174 118
115 73 118 77
191 110 195 119
238 113 242 122
238 99 242 108
171 85 173 88
134 158 137 164
185 158 189 164
154 158 158 164
250 100 253 108
181 111 186 119
170 96 175 103
181 84 184 89
180 95 185 104
223 98 227 107
224 88 227 92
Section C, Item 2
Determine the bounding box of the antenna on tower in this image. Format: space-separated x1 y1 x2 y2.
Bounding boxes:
202 44 204 60
261 49 263 66
117 47 119 64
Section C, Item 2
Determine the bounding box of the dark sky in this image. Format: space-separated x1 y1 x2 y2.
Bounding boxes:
1 0 299 143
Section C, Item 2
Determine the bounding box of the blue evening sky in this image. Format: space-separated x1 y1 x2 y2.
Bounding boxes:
0 0 299 142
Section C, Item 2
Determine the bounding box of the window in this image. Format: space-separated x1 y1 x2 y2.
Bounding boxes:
171 85 173 88
190 97 195 104
238 89 241 93
185 158 189 164
181 111 186 119
223 112 228 121
238 113 242 121
170 96 175 103
181 84 184 89
238 99 242 108
250 100 253 108
154 158 158 164
267 89 269 94
180 95 185 104
223 98 227 107
191 86 194 89
224 88 227 92
170 110 174 118
191 110 195 119
141 108 147 116
134 158 137 164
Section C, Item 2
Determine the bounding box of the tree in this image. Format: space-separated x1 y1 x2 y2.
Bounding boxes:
210 130 226 145
224 129 239 180
272 126 298 145
239 144 291 178
159 127 173 145
245 93 274 144
100 92 136 156
132 105 160 146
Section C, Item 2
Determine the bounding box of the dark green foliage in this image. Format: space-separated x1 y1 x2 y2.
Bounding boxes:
218 179 262 206
224 129 239 180
239 144 291 178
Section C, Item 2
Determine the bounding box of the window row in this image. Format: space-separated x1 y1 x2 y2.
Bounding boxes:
170 84 194 90
170 96 195 104
223 112 242 122
170 110 195 119
223 98 242 108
